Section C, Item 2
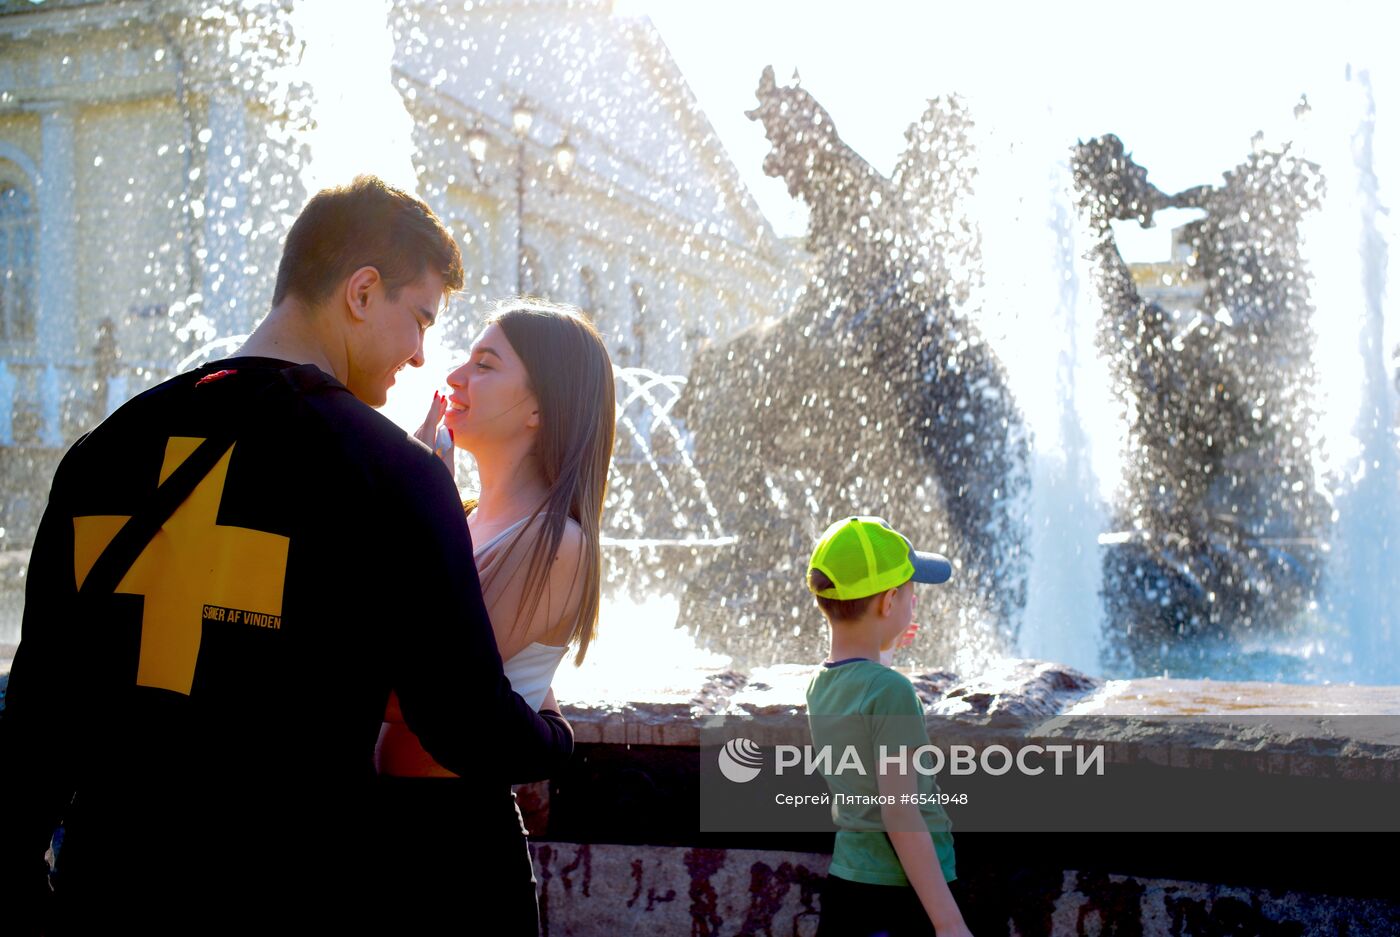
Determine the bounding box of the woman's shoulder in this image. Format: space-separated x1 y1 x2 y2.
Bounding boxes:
513 512 584 552
552 519 586 576
527 517 584 587
500 514 588 646
482 513 585 583
556 516 584 550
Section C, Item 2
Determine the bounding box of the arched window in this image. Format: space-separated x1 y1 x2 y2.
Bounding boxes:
0 181 36 342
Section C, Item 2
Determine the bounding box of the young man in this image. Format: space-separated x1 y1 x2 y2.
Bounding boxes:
0 176 572 934
804 515 974 937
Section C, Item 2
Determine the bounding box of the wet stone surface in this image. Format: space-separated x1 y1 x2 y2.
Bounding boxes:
527 841 1400 936
557 658 1400 783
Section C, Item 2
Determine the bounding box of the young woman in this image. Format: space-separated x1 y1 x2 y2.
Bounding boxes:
374 300 615 933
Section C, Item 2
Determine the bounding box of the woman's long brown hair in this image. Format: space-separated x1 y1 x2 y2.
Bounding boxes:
488 300 615 664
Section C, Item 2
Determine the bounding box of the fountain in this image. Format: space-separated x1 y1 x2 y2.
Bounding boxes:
604 366 732 554
1071 134 1331 677
677 68 1031 673
3 3 1400 933
1324 69 1400 687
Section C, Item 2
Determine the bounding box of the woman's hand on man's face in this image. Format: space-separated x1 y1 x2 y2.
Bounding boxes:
415 391 446 445
415 391 454 473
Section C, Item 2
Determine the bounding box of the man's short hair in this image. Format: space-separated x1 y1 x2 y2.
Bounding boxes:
272 175 465 307
808 568 879 621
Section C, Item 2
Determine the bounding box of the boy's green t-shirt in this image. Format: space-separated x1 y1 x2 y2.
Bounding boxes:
805 658 956 886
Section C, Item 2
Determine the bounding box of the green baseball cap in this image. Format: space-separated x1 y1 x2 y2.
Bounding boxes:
807 516 953 600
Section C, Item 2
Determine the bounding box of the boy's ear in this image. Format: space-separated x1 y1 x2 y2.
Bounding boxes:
344 265 382 321
878 587 897 617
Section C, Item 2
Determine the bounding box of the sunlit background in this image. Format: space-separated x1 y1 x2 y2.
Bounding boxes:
1 0 1396 688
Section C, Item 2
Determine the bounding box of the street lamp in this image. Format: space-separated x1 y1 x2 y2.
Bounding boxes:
551 135 576 176
466 126 489 165
511 98 534 138
467 98 576 297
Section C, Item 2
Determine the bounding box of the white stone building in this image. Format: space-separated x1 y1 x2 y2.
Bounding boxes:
391 0 793 376
1129 224 1206 320
0 0 307 540
0 0 796 543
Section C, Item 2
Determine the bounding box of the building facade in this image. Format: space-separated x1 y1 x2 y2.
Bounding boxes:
1128 223 1206 323
392 0 794 376
0 0 307 541
0 0 795 545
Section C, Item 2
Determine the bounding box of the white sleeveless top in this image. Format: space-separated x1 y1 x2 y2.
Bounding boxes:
473 514 570 711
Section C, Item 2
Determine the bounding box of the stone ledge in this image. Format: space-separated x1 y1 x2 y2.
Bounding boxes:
3 657 1397 783
555 661 1400 783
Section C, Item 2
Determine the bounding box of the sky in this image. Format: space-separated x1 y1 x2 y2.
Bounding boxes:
623 0 1399 260
613 1 1400 671
287 0 1399 266
280 0 1400 482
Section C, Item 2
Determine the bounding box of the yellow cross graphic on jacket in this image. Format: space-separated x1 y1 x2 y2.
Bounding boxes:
72 437 290 696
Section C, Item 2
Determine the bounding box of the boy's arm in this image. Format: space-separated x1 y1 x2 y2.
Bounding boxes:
876 755 973 937
867 671 973 937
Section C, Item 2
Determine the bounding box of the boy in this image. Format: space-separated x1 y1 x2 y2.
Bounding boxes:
805 515 974 937
0 176 572 934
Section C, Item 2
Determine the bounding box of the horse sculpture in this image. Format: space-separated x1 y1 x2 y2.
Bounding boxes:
1072 134 1329 673
678 68 1030 670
